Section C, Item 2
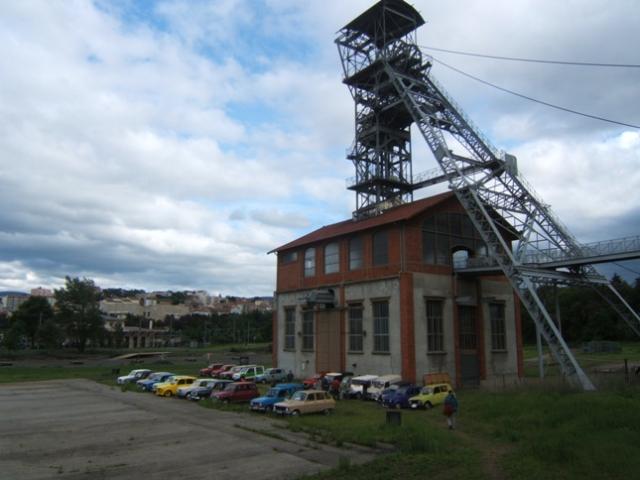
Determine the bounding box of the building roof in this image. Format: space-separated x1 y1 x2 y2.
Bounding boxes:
271 191 455 253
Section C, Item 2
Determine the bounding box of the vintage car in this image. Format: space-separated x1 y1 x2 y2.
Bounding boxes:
274 389 335 416
256 368 288 384
199 363 225 377
116 369 151 385
249 383 303 412
188 379 233 401
137 372 175 392
155 376 196 397
219 365 244 380
211 364 235 378
409 383 453 409
212 381 259 404
176 378 217 399
366 374 402 401
380 383 421 409
348 374 378 399
232 365 265 382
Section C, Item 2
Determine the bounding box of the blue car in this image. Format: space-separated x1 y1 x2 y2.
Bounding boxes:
250 383 304 412
380 383 421 409
137 372 175 392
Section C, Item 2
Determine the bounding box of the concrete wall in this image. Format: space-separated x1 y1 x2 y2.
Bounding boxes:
276 291 317 378
344 278 401 377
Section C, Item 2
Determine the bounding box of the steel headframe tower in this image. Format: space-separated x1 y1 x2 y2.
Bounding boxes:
336 0 640 391
337 0 426 220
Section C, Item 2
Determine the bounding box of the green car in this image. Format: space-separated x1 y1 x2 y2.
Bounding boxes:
231 365 265 381
408 383 452 409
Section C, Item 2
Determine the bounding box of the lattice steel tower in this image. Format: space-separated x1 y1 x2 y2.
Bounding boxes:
336 0 640 391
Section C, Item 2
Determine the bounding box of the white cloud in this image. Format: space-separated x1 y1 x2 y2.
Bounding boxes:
0 0 638 293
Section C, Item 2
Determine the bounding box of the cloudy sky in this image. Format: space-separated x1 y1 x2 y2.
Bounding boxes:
1 0 639 295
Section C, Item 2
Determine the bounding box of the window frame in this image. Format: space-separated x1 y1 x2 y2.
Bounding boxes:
349 236 363 270
324 242 340 274
304 248 316 277
348 303 364 353
426 299 444 353
284 307 296 351
372 300 390 354
372 231 389 266
301 309 314 351
489 302 507 351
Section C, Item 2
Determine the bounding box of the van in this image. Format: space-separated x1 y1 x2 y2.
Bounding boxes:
367 374 402 401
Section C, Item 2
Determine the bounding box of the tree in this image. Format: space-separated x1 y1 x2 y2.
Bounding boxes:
2 318 25 350
11 296 54 348
36 320 63 350
55 277 104 352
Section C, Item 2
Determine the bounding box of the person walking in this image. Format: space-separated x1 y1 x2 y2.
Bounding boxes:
443 390 458 430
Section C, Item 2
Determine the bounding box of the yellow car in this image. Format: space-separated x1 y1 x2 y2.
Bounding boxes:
155 376 196 397
408 383 452 409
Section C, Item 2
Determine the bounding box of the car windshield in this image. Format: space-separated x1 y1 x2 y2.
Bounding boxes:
420 387 433 394
291 391 305 401
266 388 281 397
223 384 236 391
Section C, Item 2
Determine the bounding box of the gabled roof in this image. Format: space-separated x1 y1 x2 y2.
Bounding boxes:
271 191 455 253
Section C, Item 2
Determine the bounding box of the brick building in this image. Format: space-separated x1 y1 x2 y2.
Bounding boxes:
271 192 523 388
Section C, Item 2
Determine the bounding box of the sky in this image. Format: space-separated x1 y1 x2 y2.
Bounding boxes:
0 0 639 296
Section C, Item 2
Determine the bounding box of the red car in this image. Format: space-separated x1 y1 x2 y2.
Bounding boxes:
303 372 326 390
211 364 235 378
219 365 243 380
212 382 259 404
199 363 224 377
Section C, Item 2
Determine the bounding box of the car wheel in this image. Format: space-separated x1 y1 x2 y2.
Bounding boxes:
291 410 300 416
394 403 401 410
425 401 433 409
164 391 172 397
323 409 331 416
222 399 230 405
355 392 362 400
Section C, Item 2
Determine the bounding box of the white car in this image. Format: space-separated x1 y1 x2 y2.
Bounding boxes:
348 374 378 399
367 374 402 401
116 369 151 385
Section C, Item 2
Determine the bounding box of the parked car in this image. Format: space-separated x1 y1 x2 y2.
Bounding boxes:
219 366 244 380
274 389 336 416
212 381 259 404
199 363 224 377
232 365 265 382
256 368 288 384
137 372 175 392
250 383 304 412
155 376 197 397
177 378 217 399
409 383 453 409
367 374 402 401
116 369 151 385
380 383 421 409
348 374 378 399
188 379 233 401
211 364 235 378
322 371 353 395
302 372 326 390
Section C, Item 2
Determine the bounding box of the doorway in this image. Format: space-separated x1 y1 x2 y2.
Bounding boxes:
315 309 341 373
458 305 480 386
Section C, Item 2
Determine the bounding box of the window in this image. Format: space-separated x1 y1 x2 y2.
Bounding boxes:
372 300 389 353
302 310 314 351
324 242 339 274
372 231 388 266
490 303 506 351
348 303 364 352
422 213 486 265
284 308 295 350
304 248 315 277
426 300 444 352
458 306 477 350
279 251 298 264
349 236 363 270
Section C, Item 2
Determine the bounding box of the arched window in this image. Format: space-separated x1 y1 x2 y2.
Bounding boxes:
422 213 486 265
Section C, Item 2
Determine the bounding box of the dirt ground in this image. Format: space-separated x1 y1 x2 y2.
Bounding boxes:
0 379 375 480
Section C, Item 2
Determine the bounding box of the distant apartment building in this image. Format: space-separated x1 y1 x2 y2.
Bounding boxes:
30 287 56 307
99 296 189 321
0 292 29 314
